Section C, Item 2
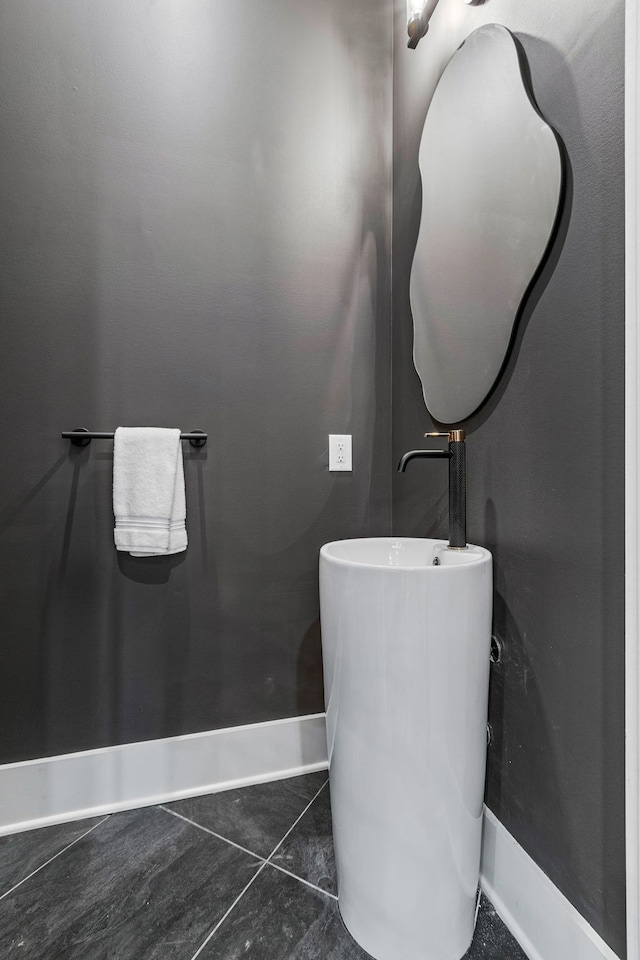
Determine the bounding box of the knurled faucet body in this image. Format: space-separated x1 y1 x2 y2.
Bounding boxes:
398 430 467 549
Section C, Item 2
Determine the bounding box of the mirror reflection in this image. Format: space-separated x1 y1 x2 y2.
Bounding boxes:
410 24 564 424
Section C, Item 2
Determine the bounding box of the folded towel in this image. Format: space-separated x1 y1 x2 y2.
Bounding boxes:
113 427 188 557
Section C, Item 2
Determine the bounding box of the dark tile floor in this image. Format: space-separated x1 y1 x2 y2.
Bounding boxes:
0 772 529 959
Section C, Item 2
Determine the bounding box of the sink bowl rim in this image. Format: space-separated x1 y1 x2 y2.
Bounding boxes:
320 536 491 571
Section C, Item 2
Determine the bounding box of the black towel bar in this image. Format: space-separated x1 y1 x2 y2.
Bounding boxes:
62 428 207 448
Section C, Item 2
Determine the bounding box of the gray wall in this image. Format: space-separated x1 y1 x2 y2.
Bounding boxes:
0 0 392 761
392 0 625 955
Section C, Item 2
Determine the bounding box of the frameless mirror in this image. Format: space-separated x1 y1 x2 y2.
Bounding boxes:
410 24 564 424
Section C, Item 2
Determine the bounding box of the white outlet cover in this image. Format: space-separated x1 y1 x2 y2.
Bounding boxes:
329 434 352 472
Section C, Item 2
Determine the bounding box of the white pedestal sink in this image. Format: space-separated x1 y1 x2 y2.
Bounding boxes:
319 537 493 960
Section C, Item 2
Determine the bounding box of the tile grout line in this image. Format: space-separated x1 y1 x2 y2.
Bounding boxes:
164 775 329 869
266 860 338 901
187 860 269 960
159 806 266 863
263 777 337 900
186 776 331 958
264 777 329 864
162 787 338 901
0 815 111 902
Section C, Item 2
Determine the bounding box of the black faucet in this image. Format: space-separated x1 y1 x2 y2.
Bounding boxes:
398 430 467 549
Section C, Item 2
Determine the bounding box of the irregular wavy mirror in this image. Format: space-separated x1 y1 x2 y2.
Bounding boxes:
410 24 564 424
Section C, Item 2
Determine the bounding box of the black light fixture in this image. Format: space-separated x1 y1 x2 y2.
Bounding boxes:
407 0 484 50
407 0 431 49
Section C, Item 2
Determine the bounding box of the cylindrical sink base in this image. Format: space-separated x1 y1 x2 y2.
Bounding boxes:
319 538 493 960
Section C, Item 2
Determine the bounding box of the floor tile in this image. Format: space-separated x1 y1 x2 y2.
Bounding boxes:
164 771 328 858
0 806 261 960
198 862 372 960
464 895 529 959
271 781 337 894
0 817 104 897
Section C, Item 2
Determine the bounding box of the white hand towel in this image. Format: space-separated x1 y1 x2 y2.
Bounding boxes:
113 427 188 557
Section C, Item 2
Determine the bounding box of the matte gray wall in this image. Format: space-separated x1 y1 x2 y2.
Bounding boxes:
392 0 625 955
0 0 392 761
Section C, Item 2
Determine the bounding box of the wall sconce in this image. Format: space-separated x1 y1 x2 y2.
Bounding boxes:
407 0 433 49
408 0 484 49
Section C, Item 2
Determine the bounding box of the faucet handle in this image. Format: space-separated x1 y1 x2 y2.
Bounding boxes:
424 430 466 442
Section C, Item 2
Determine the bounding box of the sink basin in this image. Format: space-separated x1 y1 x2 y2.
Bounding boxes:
319 537 493 960
321 536 488 568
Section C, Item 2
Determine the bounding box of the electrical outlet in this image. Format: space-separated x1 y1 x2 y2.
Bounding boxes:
329 434 352 472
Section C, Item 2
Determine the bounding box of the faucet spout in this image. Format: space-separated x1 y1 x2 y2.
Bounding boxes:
398 449 451 472
398 431 467 549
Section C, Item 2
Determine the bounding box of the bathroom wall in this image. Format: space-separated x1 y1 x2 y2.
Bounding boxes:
392 0 625 955
0 0 392 761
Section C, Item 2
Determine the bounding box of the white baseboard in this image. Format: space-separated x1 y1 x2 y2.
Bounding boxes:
0 722 620 960
481 806 621 960
0 713 328 836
